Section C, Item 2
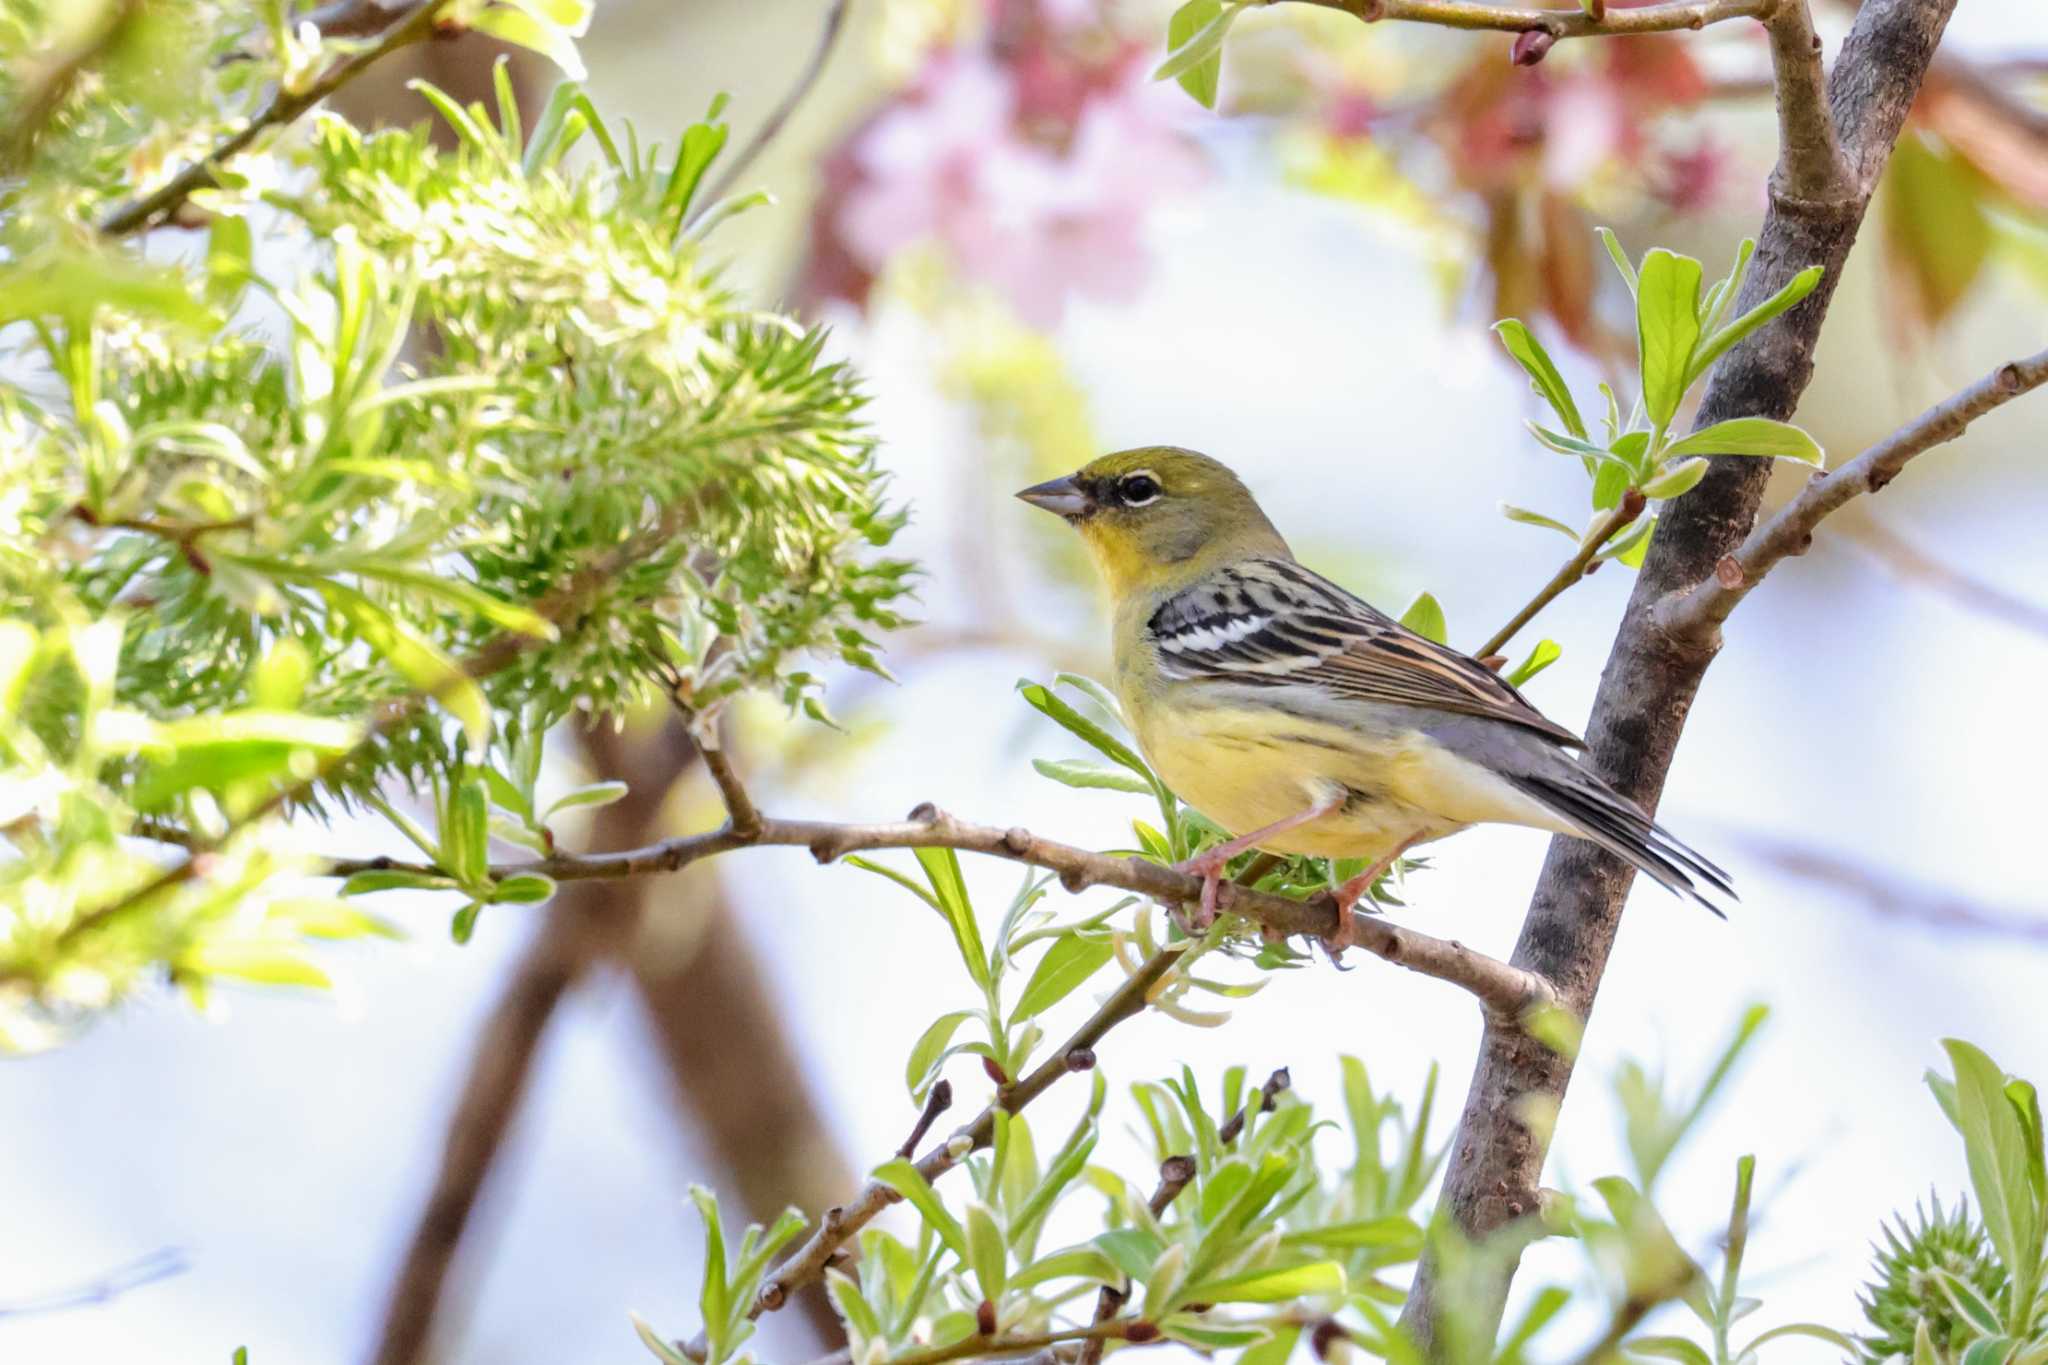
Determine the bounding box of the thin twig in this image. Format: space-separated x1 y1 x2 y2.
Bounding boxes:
717 947 1183 1352
1216 1068 1291 1147
873 1321 1155 1365
1078 1156 1197 1365
688 0 852 226
1477 493 1643 662
899 1081 954 1160
97 0 450 234
1659 345 2048 639
1282 0 1767 40
323 806 1555 1019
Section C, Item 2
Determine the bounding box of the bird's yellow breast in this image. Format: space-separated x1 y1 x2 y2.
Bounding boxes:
1121 685 1471 861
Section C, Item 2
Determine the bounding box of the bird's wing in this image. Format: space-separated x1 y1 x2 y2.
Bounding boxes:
1146 557 1584 748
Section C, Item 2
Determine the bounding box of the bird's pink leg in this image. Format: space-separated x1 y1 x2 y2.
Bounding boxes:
1173 794 1343 932
1323 831 1426 954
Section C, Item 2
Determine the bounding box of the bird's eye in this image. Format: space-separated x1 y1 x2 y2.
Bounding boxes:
1117 472 1162 506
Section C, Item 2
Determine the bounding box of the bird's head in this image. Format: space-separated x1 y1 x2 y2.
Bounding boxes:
1016 447 1289 599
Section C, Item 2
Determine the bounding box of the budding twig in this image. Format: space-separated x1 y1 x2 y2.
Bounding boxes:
1216 1068 1291 1147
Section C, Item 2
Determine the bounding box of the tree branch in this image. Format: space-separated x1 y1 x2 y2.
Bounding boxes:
1284 0 1766 40
1762 0 1853 204
326 805 1556 1020
686 0 851 226
1659 346 2048 639
97 0 450 235
1477 493 1643 662
744 947 1185 1331
1078 1155 1199 1365
1400 0 1961 1351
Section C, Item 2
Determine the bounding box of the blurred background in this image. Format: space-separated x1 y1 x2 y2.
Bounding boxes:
5 0 2047 1361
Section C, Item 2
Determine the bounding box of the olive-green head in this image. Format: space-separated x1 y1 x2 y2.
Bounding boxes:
1016 447 1289 598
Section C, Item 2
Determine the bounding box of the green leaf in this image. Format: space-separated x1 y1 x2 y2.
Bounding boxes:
1155 0 1243 108
1934 1268 2003 1336
1505 639 1561 688
874 1159 968 1259
845 855 941 913
1592 460 1632 511
965 1200 1007 1301
1163 1320 1273 1349
276 899 404 940
1635 249 1704 428
490 873 556 904
1281 1217 1422 1252
448 773 491 888
1094 1227 1165 1282
545 781 630 818
905 1009 976 1100
342 869 459 896
450 901 483 944
1742 1325 1862 1356
1604 515 1657 569
826 1268 882 1348
1494 319 1586 439
664 94 732 229
915 848 991 995
1639 458 1708 502
205 214 254 307
1500 504 1579 540
1016 681 1157 789
1398 592 1447 645
1960 1338 2016 1365
1598 226 1638 296
631 1313 695 1365
1628 1337 1712 1365
469 6 588 78
314 582 490 746
2006 1078 2045 1204
1181 1260 1346 1304
1663 418 1823 465
179 941 331 990
1031 758 1153 795
1009 1245 1119 1293
1942 1039 2039 1305
1688 265 1823 387
1883 134 1991 328
690 1185 731 1346
1012 935 1113 1022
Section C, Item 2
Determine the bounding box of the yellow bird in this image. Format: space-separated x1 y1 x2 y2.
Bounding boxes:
1017 446 1729 945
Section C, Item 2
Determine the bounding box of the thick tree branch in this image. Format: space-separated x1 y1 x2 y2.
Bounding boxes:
327 806 1555 1020
1285 0 1767 39
1659 346 2048 638
98 0 450 235
1401 0 1960 1352
1762 0 1853 204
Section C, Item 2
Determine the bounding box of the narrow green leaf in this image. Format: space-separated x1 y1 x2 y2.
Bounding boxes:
631 1313 695 1365
1639 458 1709 501
545 781 630 818
1156 0 1243 108
1016 681 1157 787
690 1185 731 1340
1662 418 1823 465
342 869 459 896
1398 591 1448 645
1688 264 1823 386
905 1010 976 1100
1495 319 1586 438
1933 1268 2002 1336
915 848 991 994
965 1200 1007 1301
1500 504 1579 540
450 901 483 944
1181 1260 1345 1304
1635 248 1705 428
1505 639 1561 688
1942 1039 2038 1300
179 941 331 989
874 1158 968 1259
1597 227 1638 295
1627 1337 1712 1365
1031 758 1153 795
1012 935 1114 1022
490 873 556 904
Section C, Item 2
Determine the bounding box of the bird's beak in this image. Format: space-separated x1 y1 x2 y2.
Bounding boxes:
1015 474 1093 520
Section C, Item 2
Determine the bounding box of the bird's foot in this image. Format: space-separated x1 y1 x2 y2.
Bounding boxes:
1318 835 1423 959
1170 848 1231 936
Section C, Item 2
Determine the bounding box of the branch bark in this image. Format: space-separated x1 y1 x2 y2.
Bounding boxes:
1399 0 1960 1351
327 805 1556 1021
99 0 450 235
1659 346 2048 638
1288 0 1767 38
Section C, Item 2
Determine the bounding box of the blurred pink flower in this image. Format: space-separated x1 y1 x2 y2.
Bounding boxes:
831 47 1206 328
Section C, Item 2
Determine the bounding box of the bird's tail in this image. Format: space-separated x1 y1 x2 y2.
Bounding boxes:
1505 771 1734 916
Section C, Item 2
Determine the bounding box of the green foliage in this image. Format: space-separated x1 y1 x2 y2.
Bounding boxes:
1860 1197 2008 1364
1495 233 1825 571
1155 1 1249 109
0 13 909 1039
